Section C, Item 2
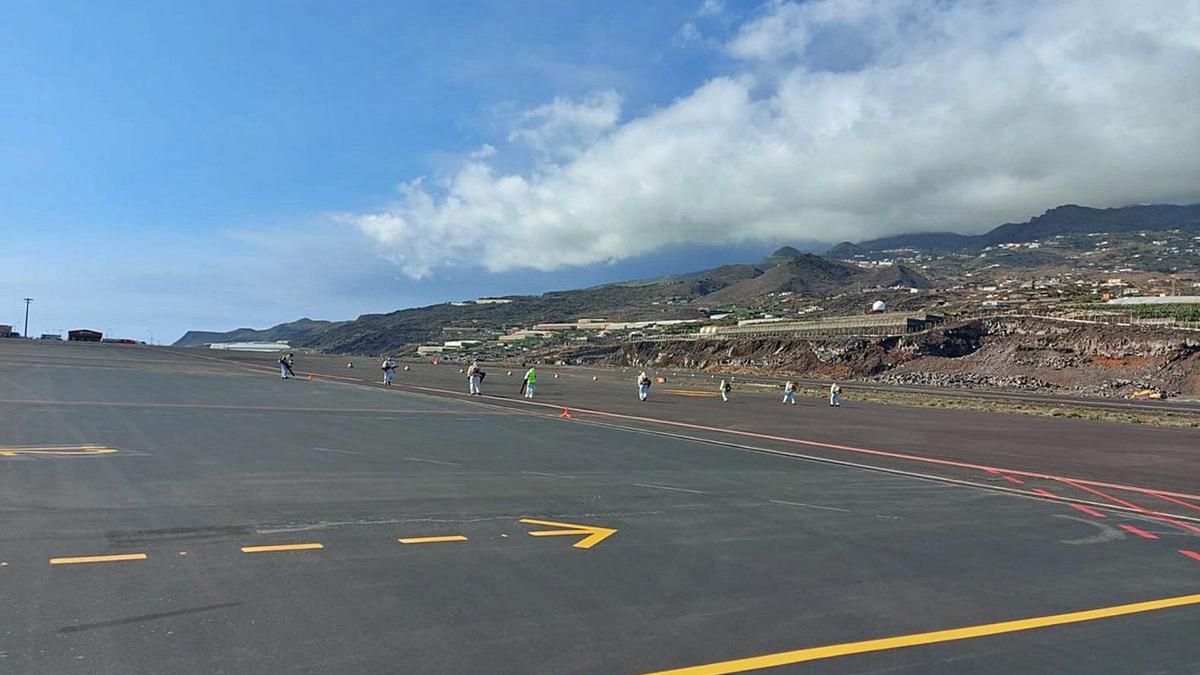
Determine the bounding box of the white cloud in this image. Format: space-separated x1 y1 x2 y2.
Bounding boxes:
507 91 622 161
349 0 1200 278
674 21 703 46
698 0 725 18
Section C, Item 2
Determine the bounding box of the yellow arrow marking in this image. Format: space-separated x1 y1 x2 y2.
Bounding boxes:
645 593 1200 674
0 445 118 457
520 518 617 549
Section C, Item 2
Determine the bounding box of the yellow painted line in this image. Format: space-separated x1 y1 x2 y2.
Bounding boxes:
397 535 469 544
645 593 1200 674
0 445 118 457
240 543 324 553
50 553 147 565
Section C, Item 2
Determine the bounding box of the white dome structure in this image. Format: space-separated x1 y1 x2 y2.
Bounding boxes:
871 300 887 313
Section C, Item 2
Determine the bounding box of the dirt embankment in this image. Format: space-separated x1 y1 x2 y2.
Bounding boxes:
570 318 1200 398
882 318 1200 397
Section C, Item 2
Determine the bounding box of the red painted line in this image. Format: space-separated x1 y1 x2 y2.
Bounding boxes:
1119 525 1159 540
1058 478 1200 534
1001 475 1024 485
550 402 1200 503
1069 503 1107 518
1148 491 1200 515
1180 550 1200 562
1032 488 1057 498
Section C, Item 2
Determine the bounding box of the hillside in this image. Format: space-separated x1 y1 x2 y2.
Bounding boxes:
828 203 1200 254
596 317 1200 398
699 253 864 303
176 201 1196 356
174 319 342 348
176 247 930 352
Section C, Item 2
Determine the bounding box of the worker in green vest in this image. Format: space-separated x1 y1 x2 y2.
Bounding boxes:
523 366 537 398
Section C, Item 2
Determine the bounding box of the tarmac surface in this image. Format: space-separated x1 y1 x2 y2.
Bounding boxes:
1 340 1198 674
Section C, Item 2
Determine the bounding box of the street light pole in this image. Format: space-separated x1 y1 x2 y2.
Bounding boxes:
22 298 33 338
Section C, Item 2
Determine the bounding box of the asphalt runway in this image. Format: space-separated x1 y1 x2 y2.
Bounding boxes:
204 348 1200 501
1 340 1198 674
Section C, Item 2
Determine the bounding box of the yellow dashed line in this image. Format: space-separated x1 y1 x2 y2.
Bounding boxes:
240 543 324 553
398 535 468 544
50 553 147 565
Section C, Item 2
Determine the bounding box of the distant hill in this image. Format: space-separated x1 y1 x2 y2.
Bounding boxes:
827 203 1200 254
173 318 341 348
177 249 930 353
182 202 1196 354
862 264 932 289
700 253 866 303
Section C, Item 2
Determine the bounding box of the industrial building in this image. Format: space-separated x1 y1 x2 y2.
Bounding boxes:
68 329 103 342
696 312 942 339
207 341 290 352
1106 296 1200 305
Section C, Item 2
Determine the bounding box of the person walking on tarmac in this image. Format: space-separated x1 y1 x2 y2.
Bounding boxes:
637 371 652 401
719 378 731 402
829 381 842 407
467 361 485 395
279 352 295 379
523 366 537 398
381 356 397 385
782 380 797 405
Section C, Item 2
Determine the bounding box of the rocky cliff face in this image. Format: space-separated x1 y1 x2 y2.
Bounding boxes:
595 322 987 379
578 318 1200 398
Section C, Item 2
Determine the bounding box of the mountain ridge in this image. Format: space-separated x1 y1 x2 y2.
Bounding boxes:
174 201 1198 353
826 203 1200 255
173 250 929 351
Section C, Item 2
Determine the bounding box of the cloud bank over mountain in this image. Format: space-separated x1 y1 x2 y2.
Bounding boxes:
348 0 1200 278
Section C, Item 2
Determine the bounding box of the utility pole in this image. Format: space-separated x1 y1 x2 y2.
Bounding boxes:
22 298 33 338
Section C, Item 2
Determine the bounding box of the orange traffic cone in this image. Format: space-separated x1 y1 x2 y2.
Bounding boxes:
558 407 572 419
306 374 313 380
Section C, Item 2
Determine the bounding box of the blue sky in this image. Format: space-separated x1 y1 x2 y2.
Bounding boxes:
2 0 1197 341
0 0 757 339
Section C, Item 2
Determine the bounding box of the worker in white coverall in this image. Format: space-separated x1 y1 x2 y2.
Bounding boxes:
381 357 396 385
782 381 797 405
523 366 537 398
719 379 731 402
637 371 651 401
279 353 295 379
829 382 842 407
467 362 484 395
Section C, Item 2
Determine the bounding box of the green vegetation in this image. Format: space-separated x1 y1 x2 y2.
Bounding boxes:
1123 303 1200 321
